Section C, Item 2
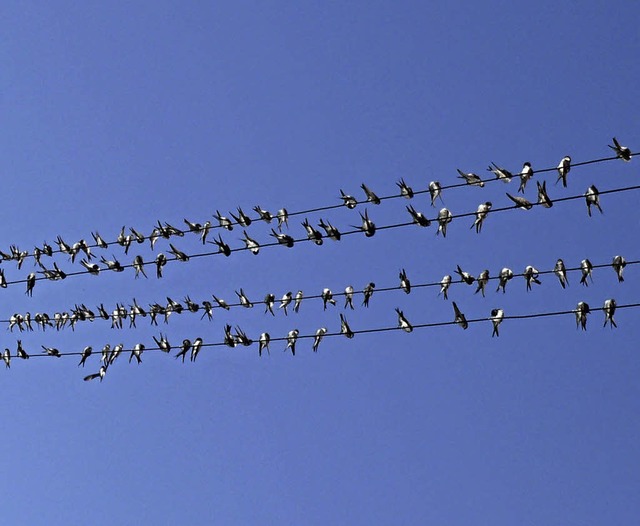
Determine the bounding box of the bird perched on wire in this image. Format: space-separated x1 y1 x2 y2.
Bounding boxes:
339 190 358 209
230 208 252 228
362 282 375 307
429 181 443 207
506 193 533 210
285 329 299 355
575 301 590 330
293 290 303 313
487 162 513 183
270 229 295 247
318 219 341 241
215 211 233 231
396 308 413 333
396 178 414 198
280 291 292 315
436 208 453 237
456 169 484 187
322 288 336 310
361 183 380 205
490 308 504 337
253 205 273 223
340 314 355 338
258 333 270 356
612 255 626 282
211 234 232 257
175 339 191 363
399 269 411 293
312 327 328 352
584 185 603 216
471 202 492 233
524 265 542 291
580 258 594 286
554 259 569 289
352 210 376 237
25 272 36 296
344 286 354 310
241 230 260 255
406 205 431 227
455 265 475 285
608 137 632 161
517 162 534 193
276 208 289 231
452 302 468 329
536 181 553 208
439 275 452 300
475 270 490 297
603 299 617 328
496 267 514 293
302 219 323 245
556 156 571 187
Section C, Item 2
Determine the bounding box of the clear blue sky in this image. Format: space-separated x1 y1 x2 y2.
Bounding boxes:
1 2 638 524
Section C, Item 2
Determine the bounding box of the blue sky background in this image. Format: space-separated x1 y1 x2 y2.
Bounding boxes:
1 2 639 524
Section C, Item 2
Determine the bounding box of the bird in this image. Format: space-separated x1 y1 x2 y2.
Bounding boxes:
506 193 533 210
456 169 484 187
396 308 413 333
603 298 617 328
318 219 341 241
78 345 93 367
556 156 571 187
612 255 626 282
215 210 233 230
0 269 8 288
396 178 414 198
190 337 203 360
352 210 376 237
280 292 292 315
223 324 237 348
554 259 569 289
285 329 299 355
234 326 253 347
91 231 109 249
339 190 358 209
183 218 203 233
25 272 36 296
276 208 289 231
439 275 452 300
487 162 513 183
100 344 111 364
201 301 214 321
16 340 29 359
293 290 304 313
361 183 380 205
496 267 514 293
155 253 167 278
406 205 431 227
517 162 534 193
608 137 632 161
490 308 504 337
322 288 336 310
362 282 375 307
109 344 123 365
301 219 323 245
436 208 453 237
130 227 147 243
212 294 230 310
168 244 189 262
471 202 492 233
241 230 260 255
253 205 273 223
455 265 475 285
258 333 271 356
132 255 147 278
153 333 171 353
452 302 468 329
129 343 145 364
580 258 594 286
41 345 61 358
575 301 590 330
235 289 253 308
2 349 10 369
264 293 276 316
475 270 490 297
270 229 295 247
175 339 192 362
524 265 542 291
584 185 603 216
399 269 411 293
230 207 252 228
312 327 328 352
340 314 355 338
211 234 232 257
344 285 354 310
536 181 553 208
200 221 212 244
428 181 443 207
101 255 124 272
84 365 107 382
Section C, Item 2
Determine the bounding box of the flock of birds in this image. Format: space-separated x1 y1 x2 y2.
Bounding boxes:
1 138 634 381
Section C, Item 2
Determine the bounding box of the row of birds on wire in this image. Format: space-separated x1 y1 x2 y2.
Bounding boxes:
0 140 633 280
1 296 628 382
3 254 633 334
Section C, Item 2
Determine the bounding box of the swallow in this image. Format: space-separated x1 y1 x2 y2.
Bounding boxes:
201 301 214 321
302 219 323 245
340 190 358 209
237 231 259 255
25 272 36 296
406 205 431 227
396 178 414 198
340 314 355 338
116 226 128 247
362 282 375 307
455 265 475 285
200 221 212 244
280 291 292 315
428 181 443 207
175 339 191 363
2 349 10 368
524 265 541 291
270 229 295 247
352 209 376 237
580 258 594 286
258 332 271 356
600 298 618 329
153 333 171 353
84 365 107 382
78 345 93 367
322 288 336 310
452 302 468 329
211 234 232 256
293 290 304 313
130 227 147 243
235 326 253 347
223 324 237 348
166 297 184 317
81 259 100 275
56 235 72 255
553 259 569 288
235 288 253 308
344 285 354 310
487 162 513 183
101 344 111 364
312 327 328 352
148 228 161 250
575 301 590 330
91 231 109 249
506 193 533 210
456 169 484 187
129 343 145 364
471 202 492 233
0 269 7 288
536 181 553 208
101 255 124 272
399 269 411 293
496 267 514 293
285 329 299 355
556 156 571 187
360 183 380 205
155 253 167 278
439 275 452 300
16 340 29 359
109 343 123 365
475 270 490 297
253 206 273 223
608 137 632 161
396 308 413 333
230 207 252 228
215 210 233 230
318 219 341 241
436 208 452 237
183 218 203 233
517 162 534 193
9 313 23 333
584 185 603 216
41 345 61 358
97 304 110 320
264 293 276 316
488 308 504 337
274 208 289 231
132 255 147 278
612 255 626 282
169 244 189 262
211 295 230 311
33 246 42 266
